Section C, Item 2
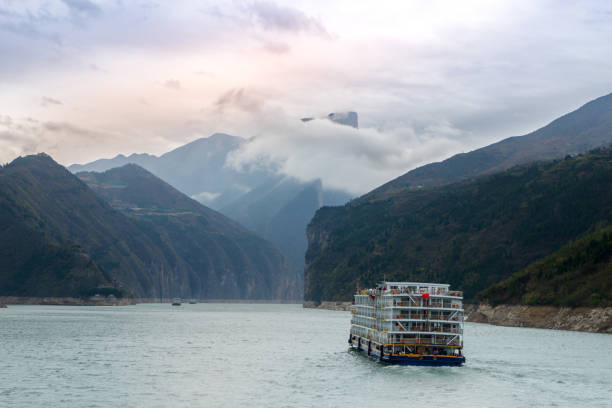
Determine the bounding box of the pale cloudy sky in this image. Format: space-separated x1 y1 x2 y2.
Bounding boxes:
1 0 612 193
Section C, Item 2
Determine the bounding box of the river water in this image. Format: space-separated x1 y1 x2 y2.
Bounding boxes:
1 303 610 407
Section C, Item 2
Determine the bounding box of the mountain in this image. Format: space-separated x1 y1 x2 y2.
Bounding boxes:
0 154 297 300
302 111 359 128
478 225 612 308
68 152 157 174
364 92 612 200
0 154 160 297
69 133 259 209
78 164 299 300
328 112 359 128
69 126 353 281
220 177 350 286
305 147 612 302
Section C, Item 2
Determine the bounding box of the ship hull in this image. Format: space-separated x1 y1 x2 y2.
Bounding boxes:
350 340 465 366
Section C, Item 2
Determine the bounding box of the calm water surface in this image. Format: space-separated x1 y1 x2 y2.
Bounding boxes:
1 303 611 407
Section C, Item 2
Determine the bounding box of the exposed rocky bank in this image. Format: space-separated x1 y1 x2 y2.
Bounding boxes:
303 301 612 333
0 297 302 306
303 301 352 311
0 296 135 306
465 304 612 334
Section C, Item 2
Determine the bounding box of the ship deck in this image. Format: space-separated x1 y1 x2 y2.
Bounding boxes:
350 338 465 366
349 281 466 366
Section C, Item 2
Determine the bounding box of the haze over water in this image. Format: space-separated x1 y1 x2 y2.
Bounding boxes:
1 304 610 407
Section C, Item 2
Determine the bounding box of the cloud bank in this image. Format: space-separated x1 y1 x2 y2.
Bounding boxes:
2 1 612 194
226 112 464 194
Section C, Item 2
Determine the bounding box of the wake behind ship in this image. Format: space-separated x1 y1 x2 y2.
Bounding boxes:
349 282 465 366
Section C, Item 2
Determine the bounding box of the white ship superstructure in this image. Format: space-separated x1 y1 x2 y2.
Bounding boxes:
349 282 465 365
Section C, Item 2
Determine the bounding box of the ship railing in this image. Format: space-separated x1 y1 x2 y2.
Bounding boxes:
396 321 410 333
389 328 461 335
387 293 464 300
445 334 460 346
390 316 461 324
390 338 452 345
391 327 460 335
388 341 461 348
391 300 464 308
385 288 463 297
386 305 464 312
387 337 461 347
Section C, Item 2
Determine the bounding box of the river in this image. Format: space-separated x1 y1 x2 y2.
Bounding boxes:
1 303 610 407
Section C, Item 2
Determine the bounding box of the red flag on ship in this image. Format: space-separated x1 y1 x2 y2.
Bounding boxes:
421 292 430 299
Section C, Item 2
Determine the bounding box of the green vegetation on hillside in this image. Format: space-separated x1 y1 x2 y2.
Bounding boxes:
2 238 123 298
0 154 139 297
305 148 612 302
479 226 612 307
365 92 612 200
78 164 299 300
0 155 297 300
70 134 352 286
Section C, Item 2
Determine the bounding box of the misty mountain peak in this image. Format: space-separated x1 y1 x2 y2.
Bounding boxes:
164 133 243 157
127 153 155 159
328 111 358 128
209 132 242 142
300 112 359 128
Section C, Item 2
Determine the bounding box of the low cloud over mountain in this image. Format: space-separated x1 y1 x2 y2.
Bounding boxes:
225 110 464 195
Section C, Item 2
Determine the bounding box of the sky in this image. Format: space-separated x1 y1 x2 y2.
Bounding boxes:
1 0 612 194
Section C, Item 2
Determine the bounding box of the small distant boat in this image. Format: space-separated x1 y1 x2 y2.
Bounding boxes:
188 300 197 304
0 304 7 308
171 298 182 306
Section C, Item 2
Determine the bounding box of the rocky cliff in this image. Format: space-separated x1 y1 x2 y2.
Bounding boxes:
78 164 300 300
305 148 612 302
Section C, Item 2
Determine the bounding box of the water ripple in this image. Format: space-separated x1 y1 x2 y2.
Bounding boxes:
1 304 611 407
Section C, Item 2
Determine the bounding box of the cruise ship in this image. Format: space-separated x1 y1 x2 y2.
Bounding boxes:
349 282 465 366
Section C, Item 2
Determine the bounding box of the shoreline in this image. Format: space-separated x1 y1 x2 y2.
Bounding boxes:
303 301 352 311
134 298 302 304
0 296 302 306
0 296 135 306
5 296 609 334
465 303 612 334
303 301 612 333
